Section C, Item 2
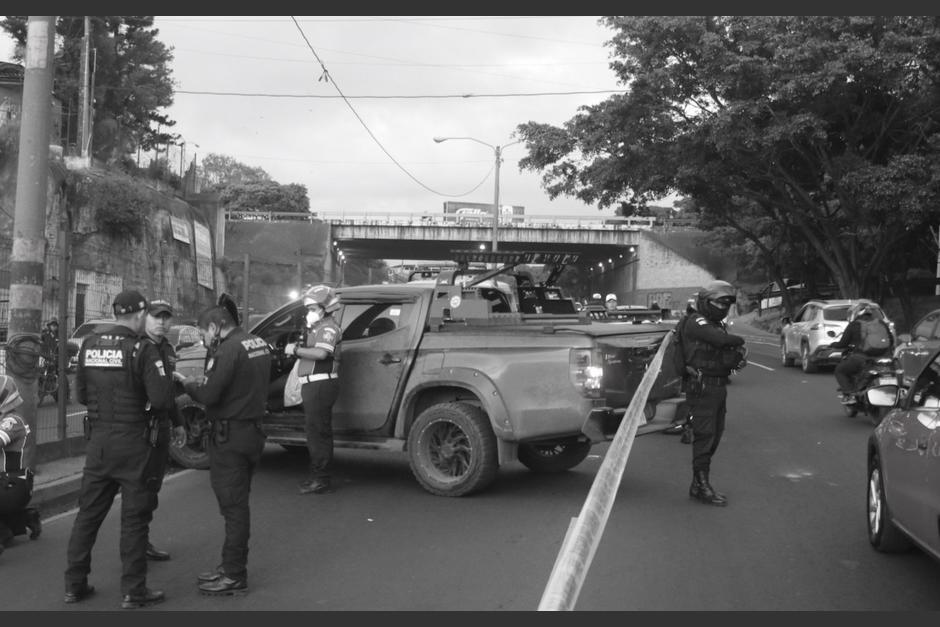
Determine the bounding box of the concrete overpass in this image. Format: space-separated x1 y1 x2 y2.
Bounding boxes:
320 211 647 265
222 209 724 312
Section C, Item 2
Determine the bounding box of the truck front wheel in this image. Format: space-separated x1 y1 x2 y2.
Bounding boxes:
518 438 592 473
407 402 498 497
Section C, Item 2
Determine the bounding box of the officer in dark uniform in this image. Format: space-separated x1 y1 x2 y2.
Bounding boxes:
140 299 187 561
63 289 176 609
678 280 747 506
182 302 271 596
284 284 342 495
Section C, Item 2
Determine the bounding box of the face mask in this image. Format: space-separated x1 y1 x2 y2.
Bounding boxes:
306 309 323 327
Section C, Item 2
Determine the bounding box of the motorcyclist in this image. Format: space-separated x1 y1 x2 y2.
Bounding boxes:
40 319 59 360
830 304 894 404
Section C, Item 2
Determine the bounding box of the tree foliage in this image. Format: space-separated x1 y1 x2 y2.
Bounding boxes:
219 181 310 215
518 16 940 305
200 153 272 188
1 16 177 164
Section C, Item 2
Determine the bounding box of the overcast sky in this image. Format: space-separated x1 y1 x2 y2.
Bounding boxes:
3 16 641 218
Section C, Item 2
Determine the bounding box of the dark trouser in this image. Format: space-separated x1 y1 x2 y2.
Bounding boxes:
835 353 868 392
301 378 340 480
208 420 265 581
685 380 728 474
65 421 162 596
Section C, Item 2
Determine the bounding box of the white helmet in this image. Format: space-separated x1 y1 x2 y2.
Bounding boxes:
605 293 617 303
302 285 340 314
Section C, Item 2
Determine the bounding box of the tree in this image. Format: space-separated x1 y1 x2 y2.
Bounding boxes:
1 16 177 163
517 16 940 306
200 153 272 188
219 181 310 216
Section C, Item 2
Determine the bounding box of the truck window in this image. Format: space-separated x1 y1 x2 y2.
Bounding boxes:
342 302 414 341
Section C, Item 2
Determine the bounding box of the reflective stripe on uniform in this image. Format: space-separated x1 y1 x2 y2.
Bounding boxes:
299 373 338 384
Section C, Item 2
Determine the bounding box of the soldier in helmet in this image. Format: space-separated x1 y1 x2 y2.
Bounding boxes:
284 285 342 495
677 280 747 506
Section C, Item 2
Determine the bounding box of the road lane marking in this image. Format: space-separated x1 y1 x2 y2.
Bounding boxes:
747 360 775 371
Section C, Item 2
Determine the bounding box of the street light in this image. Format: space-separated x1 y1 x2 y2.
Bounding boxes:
433 135 524 253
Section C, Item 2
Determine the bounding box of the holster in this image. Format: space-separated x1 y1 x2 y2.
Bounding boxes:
144 414 160 448
213 419 230 444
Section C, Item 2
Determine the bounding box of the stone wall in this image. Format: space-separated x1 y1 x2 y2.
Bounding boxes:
0 157 222 334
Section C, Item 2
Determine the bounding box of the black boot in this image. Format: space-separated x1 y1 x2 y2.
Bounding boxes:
689 470 727 506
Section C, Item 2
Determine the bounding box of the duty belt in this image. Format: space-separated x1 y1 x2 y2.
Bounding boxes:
700 375 727 386
299 373 338 384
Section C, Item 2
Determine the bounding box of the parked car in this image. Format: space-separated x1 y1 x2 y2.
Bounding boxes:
864 347 940 566
166 324 201 351
780 298 893 373
893 308 940 388
66 318 117 372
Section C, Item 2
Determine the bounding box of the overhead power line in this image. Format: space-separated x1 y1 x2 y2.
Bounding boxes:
174 89 622 99
288 16 492 199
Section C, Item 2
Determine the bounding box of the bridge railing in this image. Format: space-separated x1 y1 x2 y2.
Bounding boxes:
223 210 693 230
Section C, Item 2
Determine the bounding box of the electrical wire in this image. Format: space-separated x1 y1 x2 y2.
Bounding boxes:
289 16 492 199
173 89 621 99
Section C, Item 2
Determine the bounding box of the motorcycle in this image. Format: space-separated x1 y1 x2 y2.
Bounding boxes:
834 348 899 426
37 354 69 406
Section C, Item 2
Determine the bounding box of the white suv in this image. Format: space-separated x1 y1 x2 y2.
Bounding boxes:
780 299 894 373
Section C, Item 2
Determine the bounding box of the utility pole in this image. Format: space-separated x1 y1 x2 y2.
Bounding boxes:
78 16 91 158
10 16 57 469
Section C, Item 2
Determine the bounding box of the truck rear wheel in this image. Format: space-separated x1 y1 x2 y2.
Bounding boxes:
169 393 211 470
518 438 592 473
407 402 498 497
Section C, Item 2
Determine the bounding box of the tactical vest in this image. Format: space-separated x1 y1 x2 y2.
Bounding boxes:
297 319 341 377
681 315 739 377
81 333 148 423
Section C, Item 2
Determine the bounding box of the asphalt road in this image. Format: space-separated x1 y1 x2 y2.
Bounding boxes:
5 329 940 611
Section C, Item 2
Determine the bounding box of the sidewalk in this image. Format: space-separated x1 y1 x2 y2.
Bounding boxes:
32 452 86 515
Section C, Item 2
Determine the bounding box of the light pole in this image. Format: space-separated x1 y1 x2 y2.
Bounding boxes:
434 135 524 253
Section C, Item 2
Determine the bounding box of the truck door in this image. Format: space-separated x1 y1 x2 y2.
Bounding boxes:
334 300 421 432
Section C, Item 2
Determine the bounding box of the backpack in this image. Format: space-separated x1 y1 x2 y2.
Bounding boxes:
858 317 891 356
648 314 689 402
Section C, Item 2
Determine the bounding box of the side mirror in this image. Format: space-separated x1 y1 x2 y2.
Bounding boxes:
866 385 899 407
781 316 791 325
897 333 912 344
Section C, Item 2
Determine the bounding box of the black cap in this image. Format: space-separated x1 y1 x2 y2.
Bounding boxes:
148 299 174 317
112 289 147 315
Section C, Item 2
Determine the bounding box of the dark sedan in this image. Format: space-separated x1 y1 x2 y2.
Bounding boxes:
894 308 940 388
865 346 940 566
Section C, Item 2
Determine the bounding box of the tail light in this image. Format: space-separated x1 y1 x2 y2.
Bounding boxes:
570 348 604 398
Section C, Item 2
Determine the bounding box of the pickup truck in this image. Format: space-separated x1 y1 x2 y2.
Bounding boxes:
171 251 683 496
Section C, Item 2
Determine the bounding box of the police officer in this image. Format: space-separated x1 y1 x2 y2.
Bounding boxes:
678 280 746 506
63 289 176 609
284 285 341 495
141 299 187 561
182 302 271 596
0 375 41 555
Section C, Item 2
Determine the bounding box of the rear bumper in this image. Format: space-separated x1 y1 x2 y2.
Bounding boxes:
581 395 685 442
